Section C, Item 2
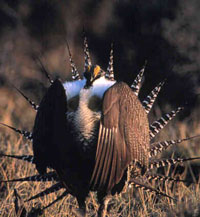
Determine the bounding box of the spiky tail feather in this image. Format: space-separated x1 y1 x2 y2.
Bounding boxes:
146 174 189 183
149 157 200 170
34 56 54 84
25 182 63 202
13 86 39 111
84 36 92 70
128 178 174 200
150 135 200 157
0 154 34 163
0 123 32 140
149 107 183 139
106 43 114 80
142 81 165 114
131 61 147 96
1 172 58 182
42 191 68 211
66 40 80 81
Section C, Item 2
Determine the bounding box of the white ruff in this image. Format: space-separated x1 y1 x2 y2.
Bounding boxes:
63 79 86 100
64 76 116 141
63 76 116 100
90 76 116 98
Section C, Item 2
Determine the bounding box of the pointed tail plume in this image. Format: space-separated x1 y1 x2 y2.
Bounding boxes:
66 40 80 80
128 178 174 200
26 182 63 202
13 86 39 111
106 43 114 81
149 107 183 139
0 154 34 163
131 61 147 96
1 172 58 183
150 135 200 157
34 56 54 84
0 123 33 141
146 174 190 184
143 81 165 114
84 36 92 71
149 157 200 170
42 191 68 210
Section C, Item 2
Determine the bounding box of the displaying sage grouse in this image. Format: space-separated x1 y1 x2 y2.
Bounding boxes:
1 37 200 217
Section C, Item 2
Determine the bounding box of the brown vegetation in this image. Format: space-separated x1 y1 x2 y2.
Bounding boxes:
0 84 200 216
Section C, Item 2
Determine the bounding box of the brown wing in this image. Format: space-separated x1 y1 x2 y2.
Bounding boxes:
90 82 150 193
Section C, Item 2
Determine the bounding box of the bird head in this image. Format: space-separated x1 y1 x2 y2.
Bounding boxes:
84 65 105 88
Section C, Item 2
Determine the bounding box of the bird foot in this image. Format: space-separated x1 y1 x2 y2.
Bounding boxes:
72 207 87 217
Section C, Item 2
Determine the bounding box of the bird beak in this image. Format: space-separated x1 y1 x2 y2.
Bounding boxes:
84 65 103 88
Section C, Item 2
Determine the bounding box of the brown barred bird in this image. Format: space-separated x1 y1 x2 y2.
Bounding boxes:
1 37 200 217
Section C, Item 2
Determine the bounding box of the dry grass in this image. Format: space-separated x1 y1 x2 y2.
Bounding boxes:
0 85 200 217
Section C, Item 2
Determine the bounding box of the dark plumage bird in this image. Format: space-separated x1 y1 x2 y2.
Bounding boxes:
32 51 150 215
1 37 200 217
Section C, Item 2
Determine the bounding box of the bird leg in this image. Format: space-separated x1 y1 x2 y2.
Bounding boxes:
72 207 86 217
73 197 87 217
97 195 112 217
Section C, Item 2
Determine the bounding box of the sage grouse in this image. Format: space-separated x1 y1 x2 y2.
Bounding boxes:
1 37 200 217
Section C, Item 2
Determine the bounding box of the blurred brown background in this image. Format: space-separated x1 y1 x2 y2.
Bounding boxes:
0 0 200 115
